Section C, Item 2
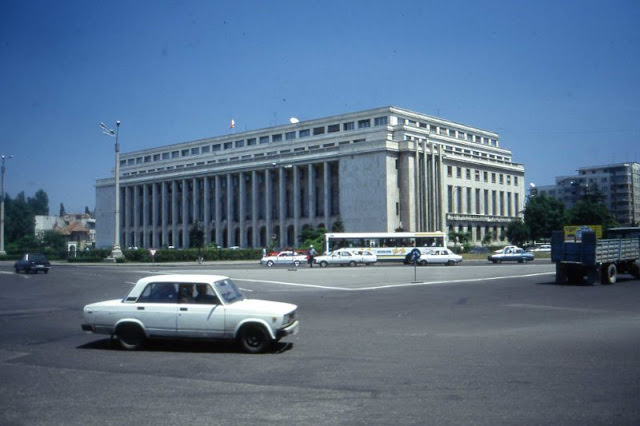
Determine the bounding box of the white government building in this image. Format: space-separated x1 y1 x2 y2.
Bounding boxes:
95 106 526 249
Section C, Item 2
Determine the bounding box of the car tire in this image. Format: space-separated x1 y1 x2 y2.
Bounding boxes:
14 267 20 274
419 260 427 266
266 260 274 268
320 261 328 268
238 325 271 354
602 264 617 285
293 260 300 267
348 261 356 267
115 323 146 350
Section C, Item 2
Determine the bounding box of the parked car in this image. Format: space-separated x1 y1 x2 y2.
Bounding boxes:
14 253 51 274
314 248 377 267
260 251 308 267
418 248 462 266
488 246 535 263
81 274 299 353
530 244 551 252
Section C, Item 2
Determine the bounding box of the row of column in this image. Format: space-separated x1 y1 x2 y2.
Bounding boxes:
119 161 339 249
449 186 520 218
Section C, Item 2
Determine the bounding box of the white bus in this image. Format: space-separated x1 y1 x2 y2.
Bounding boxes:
324 232 447 262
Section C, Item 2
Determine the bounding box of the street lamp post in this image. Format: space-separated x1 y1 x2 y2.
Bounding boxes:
100 121 124 260
0 154 13 256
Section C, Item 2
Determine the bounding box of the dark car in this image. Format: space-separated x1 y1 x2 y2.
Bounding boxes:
14 253 51 274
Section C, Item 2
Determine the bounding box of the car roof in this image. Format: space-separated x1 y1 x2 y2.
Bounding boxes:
136 274 230 285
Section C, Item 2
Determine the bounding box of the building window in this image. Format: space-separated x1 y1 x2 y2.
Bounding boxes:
299 129 310 138
457 167 462 178
259 136 269 144
181 149 189 157
492 173 496 183
246 138 255 146
499 174 504 184
223 142 233 150
144 156 151 163
475 170 480 181
162 152 170 160
514 176 518 186
343 122 354 131
212 144 221 152
201 146 210 153
153 154 161 161
447 166 453 177
328 124 340 133
374 116 388 126
484 171 488 182
171 151 179 158
285 131 296 140
272 134 282 142
313 126 325 135
191 147 199 155
357 119 371 128
466 169 471 180
235 140 245 148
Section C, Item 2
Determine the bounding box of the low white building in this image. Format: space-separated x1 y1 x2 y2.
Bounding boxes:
35 214 96 251
95 106 525 249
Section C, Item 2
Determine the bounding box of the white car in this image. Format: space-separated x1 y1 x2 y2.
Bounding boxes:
314 248 377 267
260 251 308 267
418 248 463 266
81 274 299 353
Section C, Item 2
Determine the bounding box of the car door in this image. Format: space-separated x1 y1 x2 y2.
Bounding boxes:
134 282 179 337
176 283 226 338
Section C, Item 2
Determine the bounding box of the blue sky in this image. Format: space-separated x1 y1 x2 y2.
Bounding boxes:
1 0 638 214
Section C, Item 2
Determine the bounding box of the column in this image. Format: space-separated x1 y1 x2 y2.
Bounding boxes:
152 182 158 248
182 179 189 248
238 172 246 248
307 164 315 223
142 184 149 248
161 181 168 247
323 161 330 229
293 166 300 245
203 176 210 245
278 167 286 247
226 173 233 247
251 170 258 247
214 175 221 247
133 185 140 247
171 180 178 247
265 168 272 247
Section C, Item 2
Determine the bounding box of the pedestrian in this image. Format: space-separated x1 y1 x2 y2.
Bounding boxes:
308 245 317 267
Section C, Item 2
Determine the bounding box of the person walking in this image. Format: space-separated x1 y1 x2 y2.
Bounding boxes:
308 245 317 267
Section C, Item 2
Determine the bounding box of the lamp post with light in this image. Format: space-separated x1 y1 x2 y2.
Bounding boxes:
99 121 124 260
0 154 13 256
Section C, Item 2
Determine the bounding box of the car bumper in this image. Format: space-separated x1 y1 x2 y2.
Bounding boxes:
276 320 299 339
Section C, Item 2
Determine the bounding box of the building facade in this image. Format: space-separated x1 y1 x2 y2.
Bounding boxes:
537 162 640 226
95 106 525 249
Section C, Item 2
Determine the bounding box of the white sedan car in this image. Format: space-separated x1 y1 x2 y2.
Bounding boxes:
418 248 463 266
260 251 308 267
314 248 377 267
81 274 299 353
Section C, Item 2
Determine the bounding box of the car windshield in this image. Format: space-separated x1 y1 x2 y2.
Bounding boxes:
213 279 244 304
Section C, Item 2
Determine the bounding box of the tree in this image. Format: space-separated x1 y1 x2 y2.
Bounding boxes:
59 203 65 217
29 190 49 215
506 219 529 247
568 199 616 230
524 194 567 242
189 223 205 249
331 218 345 232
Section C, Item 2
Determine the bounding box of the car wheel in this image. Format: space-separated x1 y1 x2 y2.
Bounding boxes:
419 260 427 266
238 325 271 354
348 261 356 267
518 258 524 263
602 264 617 285
14 267 20 274
44 270 48 274
320 261 328 268
266 260 274 268
293 260 300 267
447 260 455 266
115 323 146 350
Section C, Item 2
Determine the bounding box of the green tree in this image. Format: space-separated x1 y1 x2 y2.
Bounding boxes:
524 194 567 242
331 218 345 232
189 223 205 249
42 230 66 253
506 219 529 247
568 199 616 230
29 190 49 215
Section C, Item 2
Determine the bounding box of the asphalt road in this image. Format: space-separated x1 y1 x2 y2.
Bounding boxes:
1 260 639 425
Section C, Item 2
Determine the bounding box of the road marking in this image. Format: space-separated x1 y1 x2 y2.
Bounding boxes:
236 271 555 291
505 303 611 313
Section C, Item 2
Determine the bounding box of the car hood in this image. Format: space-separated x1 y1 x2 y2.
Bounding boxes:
83 299 124 311
226 299 296 315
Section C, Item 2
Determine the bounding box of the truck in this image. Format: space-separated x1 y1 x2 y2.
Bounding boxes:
551 227 640 284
